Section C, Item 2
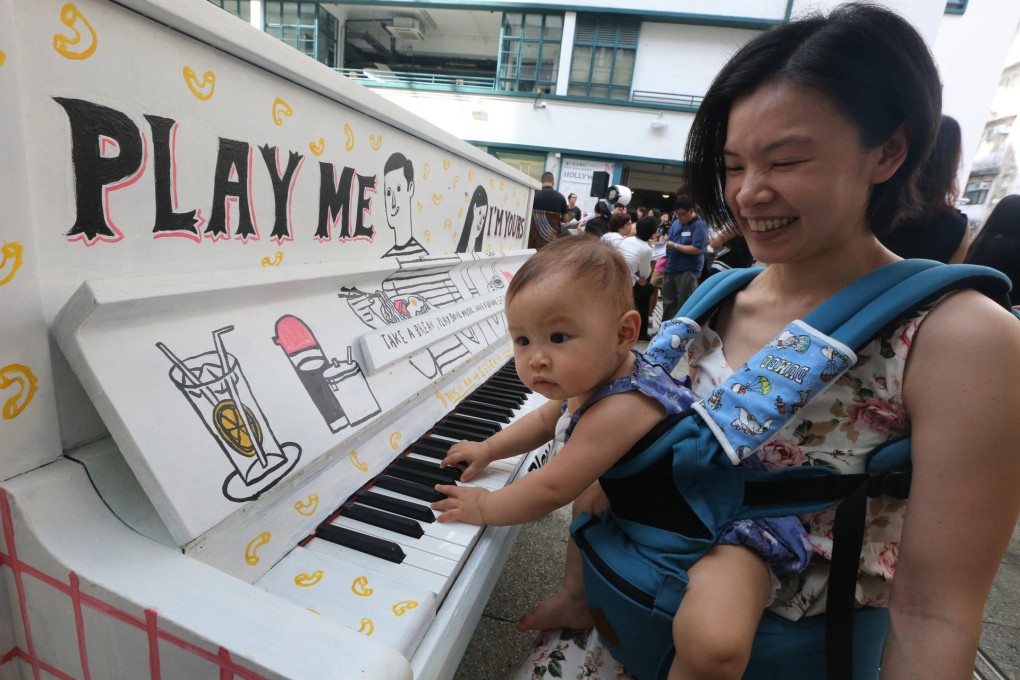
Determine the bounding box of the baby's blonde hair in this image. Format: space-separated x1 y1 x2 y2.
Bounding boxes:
507 237 634 319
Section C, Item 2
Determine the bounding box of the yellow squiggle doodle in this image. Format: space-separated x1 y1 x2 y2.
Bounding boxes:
388 432 402 450
432 193 443 206
295 570 324 587
349 450 369 472
452 175 459 189
443 219 452 230
343 123 355 151
392 600 419 617
489 179 495 189
351 576 374 597
0 242 24 287
499 180 505 190
309 138 325 156
0 364 36 420
458 208 464 218
294 494 319 516
260 251 283 267
422 163 431 180
357 618 374 636
369 134 383 150
53 3 97 61
272 98 293 126
424 230 431 244
244 531 271 566
416 201 423 214
182 66 215 101
442 159 451 171
468 170 475 182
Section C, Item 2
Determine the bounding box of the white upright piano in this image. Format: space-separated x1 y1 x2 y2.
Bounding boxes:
0 1 544 678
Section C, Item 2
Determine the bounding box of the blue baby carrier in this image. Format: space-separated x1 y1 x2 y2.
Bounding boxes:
570 260 1014 680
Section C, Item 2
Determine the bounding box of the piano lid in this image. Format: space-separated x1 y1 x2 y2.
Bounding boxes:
53 252 529 547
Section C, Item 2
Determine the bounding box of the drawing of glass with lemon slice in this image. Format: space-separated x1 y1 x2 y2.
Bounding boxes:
159 326 301 502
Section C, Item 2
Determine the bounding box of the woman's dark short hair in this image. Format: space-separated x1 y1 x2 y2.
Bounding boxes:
684 2 941 236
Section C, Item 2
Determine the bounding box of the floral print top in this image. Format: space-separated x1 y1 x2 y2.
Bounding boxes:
680 302 937 620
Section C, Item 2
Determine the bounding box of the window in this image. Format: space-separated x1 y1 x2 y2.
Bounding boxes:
945 0 967 13
264 2 338 67
569 16 639 101
963 179 991 206
208 0 251 22
491 149 547 182
498 14 562 94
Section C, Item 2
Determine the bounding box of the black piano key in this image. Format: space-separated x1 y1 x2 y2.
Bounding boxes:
315 523 405 564
375 475 446 502
443 413 502 436
397 456 463 481
356 490 435 523
411 436 456 454
408 442 450 461
386 462 456 487
461 395 516 418
422 435 455 449
342 503 424 539
434 418 496 440
456 402 510 424
473 389 523 408
432 424 486 442
489 377 526 391
477 384 525 400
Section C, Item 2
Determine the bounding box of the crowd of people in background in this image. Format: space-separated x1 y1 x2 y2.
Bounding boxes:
530 173 1020 330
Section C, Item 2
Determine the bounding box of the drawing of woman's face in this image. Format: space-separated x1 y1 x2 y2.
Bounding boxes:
473 203 487 233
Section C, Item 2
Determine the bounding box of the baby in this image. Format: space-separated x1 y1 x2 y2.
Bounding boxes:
433 237 806 679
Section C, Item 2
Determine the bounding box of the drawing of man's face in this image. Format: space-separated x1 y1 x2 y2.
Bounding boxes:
383 155 415 242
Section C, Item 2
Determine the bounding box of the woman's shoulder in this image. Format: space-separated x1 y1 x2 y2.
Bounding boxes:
905 288 1020 383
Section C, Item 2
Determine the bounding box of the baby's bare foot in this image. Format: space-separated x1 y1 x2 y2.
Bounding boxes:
516 589 595 632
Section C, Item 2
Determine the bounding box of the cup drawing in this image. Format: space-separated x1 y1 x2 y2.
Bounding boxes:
158 326 301 502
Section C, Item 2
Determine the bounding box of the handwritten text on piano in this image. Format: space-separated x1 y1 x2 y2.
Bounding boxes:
361 293 506 374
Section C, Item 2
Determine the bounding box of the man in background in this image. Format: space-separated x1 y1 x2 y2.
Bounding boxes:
529 171 570 249
661 195 708 320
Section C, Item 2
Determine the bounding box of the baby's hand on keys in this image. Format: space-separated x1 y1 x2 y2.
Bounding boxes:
432 485 490 525
441 440 492 482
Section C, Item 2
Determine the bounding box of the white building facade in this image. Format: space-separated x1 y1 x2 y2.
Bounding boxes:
210 0 1020 219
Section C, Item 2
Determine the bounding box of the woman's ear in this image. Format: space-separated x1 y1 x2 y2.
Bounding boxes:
618 309 641 348
871 123 909 185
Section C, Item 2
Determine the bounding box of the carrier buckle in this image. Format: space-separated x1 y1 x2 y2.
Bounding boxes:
867 471 911 499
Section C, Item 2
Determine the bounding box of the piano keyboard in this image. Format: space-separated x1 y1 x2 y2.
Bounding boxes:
256 361 547 656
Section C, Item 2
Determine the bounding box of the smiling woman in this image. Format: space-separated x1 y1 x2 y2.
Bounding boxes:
510 3 1020 679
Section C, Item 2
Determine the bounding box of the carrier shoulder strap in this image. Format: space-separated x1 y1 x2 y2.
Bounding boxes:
678 261 1012 680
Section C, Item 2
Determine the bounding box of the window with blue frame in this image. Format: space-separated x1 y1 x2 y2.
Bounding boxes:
263 2 339 67
207 0 251 22
569 15 639 101
945 0 967 13
498 14 562 94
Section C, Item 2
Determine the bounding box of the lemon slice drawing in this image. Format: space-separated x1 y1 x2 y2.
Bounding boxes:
213 399 264 456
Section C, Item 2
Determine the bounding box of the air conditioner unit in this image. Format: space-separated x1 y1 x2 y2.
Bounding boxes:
384 17 425 41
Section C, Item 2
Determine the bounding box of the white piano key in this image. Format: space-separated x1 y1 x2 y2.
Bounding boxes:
256 546 437 657
331 515 466 564
366 486 481 548
304 537 450 595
